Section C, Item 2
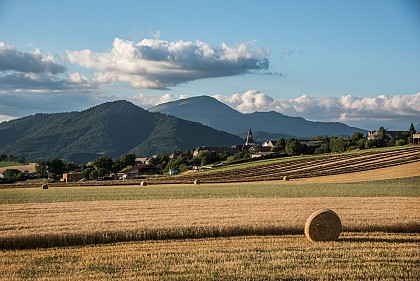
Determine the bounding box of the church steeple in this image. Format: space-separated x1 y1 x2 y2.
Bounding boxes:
245 128 255 146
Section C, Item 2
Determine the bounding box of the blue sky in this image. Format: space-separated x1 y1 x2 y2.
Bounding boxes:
0 0 419 130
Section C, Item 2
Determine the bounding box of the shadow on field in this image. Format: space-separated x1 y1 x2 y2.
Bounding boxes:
339 237 420 244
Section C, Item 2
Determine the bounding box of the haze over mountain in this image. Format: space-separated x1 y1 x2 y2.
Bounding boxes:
0 101 242 163
149 96 367 138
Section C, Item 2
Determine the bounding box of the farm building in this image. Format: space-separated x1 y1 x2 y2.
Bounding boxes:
135 157 148 165
413 133 420 144
61 172 84 183
119 164 159 179
262 140 276 147
193 146 238 157
367 130 406 141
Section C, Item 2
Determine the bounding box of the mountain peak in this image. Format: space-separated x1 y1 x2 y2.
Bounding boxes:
150 96 367 137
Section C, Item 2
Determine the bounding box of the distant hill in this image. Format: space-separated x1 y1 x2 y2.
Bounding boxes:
0 101 242 163
149 96 367 138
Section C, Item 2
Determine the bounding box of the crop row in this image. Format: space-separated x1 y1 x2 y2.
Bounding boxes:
148 146 420 184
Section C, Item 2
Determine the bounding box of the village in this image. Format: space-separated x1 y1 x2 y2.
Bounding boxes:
54 126 419 183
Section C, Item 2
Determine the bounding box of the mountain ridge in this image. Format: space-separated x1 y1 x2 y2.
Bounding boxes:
149 96 367 137
0 100 242 163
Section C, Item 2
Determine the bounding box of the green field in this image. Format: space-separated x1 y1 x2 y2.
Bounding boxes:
1 176 419 204
0 161 25 168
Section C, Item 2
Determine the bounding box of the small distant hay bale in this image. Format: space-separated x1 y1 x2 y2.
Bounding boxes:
42 184 48 189
305 209 342 242
194 179 200 185
283 176 289 181
140 181 147 186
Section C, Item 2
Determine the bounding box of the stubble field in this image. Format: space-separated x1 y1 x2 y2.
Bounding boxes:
0 160 419 279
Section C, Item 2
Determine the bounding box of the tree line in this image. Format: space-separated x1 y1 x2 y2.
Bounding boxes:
1 124 417 182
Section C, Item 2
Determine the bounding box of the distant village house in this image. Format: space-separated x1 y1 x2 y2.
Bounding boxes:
61 172 84 183
119 164 159 180
413 133 420 144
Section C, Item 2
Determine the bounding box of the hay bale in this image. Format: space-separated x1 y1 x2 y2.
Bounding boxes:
305 209 342 242
140 181 147 186
283 176 289 181
42 184 48 189
194 179 200 185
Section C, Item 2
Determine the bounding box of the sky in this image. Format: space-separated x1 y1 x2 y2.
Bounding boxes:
0 0 419 130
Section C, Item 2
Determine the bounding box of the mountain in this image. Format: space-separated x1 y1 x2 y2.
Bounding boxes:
0 101 242 163
149 96 367 138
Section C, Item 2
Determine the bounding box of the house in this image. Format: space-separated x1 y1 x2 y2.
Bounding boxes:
262 140 276 147
61 172 84 183
119 164 159 179
413 133 420 144
169 152 193 160
135 157 148 165
367 130 406 141
193 146 238 157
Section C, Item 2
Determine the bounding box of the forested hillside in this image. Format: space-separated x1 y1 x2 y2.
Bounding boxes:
0 101 242 163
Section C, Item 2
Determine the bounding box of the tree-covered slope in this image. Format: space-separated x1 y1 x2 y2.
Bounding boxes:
0 101 242 162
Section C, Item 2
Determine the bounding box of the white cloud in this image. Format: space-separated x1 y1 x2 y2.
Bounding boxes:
213 90 420 129
129 93 189 109
0 42 65 74
0 42 98 97
0 114 17 123
67 37 270 89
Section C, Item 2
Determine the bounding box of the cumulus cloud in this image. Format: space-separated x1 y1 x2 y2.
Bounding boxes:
0 41 97 94
214 90 420 117
129 93 188 108
67 37 269 89
0 114 16 123
0 42 65 74
213 90 420 129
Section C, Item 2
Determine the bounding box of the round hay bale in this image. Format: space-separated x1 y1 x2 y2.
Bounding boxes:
140 181 147 186
283 176 289 181
305 209 342 242
194 179 200 185
42 184 48 189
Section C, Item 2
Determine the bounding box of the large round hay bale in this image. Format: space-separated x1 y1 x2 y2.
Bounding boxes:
283 176 289 181
42 184 48 189
140 181 147 186
194 179 200 185
305 209 342 242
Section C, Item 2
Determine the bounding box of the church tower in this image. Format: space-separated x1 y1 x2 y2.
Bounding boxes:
245 128 255 146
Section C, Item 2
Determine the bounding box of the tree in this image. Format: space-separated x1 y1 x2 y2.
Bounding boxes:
330 137 349 153
35 161 48 178
275 137 286 149
285 139 303 156
409 123 416 135
351 132 364 142
2 169 25 181
82 167 95 180
65 162 80 172
114 153 136 172
47 157 66 179
92 156 114 172
408 123 417 144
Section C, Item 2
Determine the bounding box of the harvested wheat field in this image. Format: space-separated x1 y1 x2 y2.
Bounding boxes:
297 161 420 183
1 197 419 249
1 148 419 280
1 233 419 280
